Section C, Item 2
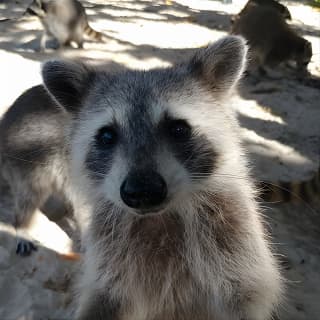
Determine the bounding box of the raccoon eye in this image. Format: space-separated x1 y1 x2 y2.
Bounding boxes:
96 126 117 146
167 120 191 141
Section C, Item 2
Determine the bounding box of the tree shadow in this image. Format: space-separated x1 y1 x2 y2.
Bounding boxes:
0 0 234 63
237 71 320 178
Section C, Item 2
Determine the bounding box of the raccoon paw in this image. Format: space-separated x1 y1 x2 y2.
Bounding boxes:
16 239 37 257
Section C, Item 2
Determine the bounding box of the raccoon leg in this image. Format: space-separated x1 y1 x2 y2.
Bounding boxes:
15 238 37 256
11 180 50 256
41 193 80 251
13 199 39 256
39 31 48 52
40 30 61 51
41 193 71 222
77 41 84 49
73 28 84 49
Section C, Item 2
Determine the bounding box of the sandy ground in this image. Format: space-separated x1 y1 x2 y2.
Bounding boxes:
0 0 319 319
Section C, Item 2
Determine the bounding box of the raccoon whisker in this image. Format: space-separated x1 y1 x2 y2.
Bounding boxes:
190 174 212 177
82 165 106 177
181 144 214 166
91 171 106 178
258 181 319 215
111 207 123 242
181 149 198 167
190 176 212 181
213 173 253 182
94 201 122 247
159 213 174 244
190 171 212 175
194 191 229 226
105 210 116 243
262 199 319 216
192 173 318 215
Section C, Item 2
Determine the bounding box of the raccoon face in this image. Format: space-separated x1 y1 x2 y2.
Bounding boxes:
27 0 46 17
253 0 291 20
42 36 247 215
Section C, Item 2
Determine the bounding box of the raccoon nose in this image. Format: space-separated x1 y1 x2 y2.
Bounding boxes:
120 171 167 211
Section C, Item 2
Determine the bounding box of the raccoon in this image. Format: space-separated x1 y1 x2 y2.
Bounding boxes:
0 85 72 255
27 0 106 51
231 5 312 72
261 167 320 203
231 0 292 25
40 35 283 319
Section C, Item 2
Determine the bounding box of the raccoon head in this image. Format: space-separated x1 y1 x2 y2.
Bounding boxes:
269 0 291 20
253 0 291 19
42 36 247 217
231 0 291 27
27 0 46 17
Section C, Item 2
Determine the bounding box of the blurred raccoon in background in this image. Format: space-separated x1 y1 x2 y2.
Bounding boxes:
231 0 292 24
231 4 312 74
0 85 76 256
27 0 107 51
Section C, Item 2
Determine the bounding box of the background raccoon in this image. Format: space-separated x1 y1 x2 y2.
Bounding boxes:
231 0 292 24
40 36 282 319
0 85 73 255
231 5 312 72
27 0 106 51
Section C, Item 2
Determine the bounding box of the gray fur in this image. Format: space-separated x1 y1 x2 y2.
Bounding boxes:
27 0 105 51
0 85 72 251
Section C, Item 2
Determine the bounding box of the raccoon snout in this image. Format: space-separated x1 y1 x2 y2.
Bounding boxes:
120 170 167 212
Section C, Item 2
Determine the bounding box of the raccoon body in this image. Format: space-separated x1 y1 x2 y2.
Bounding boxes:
0 36 283 318
231 0 292 24
27 0 105 51
36 36 283 319
0 85 72 254
261 168 320 203
231 5 312 72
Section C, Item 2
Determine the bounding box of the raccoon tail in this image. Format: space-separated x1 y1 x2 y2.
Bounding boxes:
84 23 107 42
260 168 320 203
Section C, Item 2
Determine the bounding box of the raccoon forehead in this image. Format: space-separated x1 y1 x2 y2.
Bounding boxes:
78 95 220 136
80 70 225 129
78 81 163 128
78 96 159 132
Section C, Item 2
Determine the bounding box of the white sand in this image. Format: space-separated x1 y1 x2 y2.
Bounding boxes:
0 0 319 319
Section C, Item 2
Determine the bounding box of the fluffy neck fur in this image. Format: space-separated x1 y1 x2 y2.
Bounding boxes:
80 176 277 319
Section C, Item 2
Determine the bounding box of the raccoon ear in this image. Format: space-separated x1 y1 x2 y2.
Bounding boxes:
42 60 93 113
188 36 247 93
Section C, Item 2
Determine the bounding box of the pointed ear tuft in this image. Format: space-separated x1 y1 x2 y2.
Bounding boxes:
189 36 247 93
42 60 93 113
